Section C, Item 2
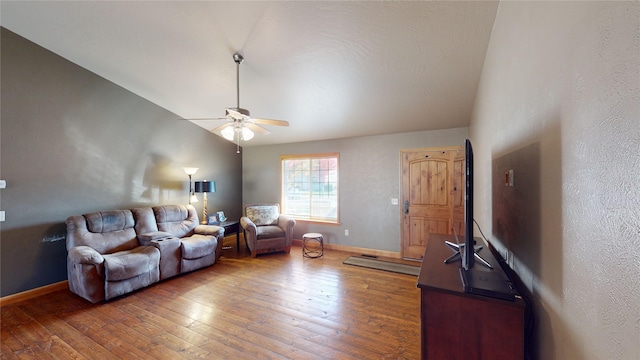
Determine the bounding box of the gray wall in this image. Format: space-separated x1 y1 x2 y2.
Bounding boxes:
0 28 243 297
243 127 468 253
471 2 639 359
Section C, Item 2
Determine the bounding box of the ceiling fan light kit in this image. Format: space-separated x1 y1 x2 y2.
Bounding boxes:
220 123 254 141
181 52 288 153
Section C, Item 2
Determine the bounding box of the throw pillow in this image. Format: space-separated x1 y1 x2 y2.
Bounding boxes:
246 205 279 226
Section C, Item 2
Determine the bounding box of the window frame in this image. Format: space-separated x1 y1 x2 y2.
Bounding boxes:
280 153 340 224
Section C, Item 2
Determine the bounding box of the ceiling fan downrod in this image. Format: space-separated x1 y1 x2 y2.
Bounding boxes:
233 52 244 112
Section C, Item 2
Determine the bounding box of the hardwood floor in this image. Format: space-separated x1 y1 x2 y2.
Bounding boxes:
1 236 421 359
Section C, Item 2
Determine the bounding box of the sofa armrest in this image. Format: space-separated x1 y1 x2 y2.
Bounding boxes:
240 216 257 232
278 214 296 232
138 231 173 246
68 246 104 265
194 224 224 237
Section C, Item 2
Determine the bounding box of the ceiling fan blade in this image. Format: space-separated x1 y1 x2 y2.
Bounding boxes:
245 123 271 135
211 123 233 134
252 118 290 127
226 108 246 121
179 117 228 121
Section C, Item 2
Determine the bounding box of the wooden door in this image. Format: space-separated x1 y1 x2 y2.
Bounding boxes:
401 147 463 260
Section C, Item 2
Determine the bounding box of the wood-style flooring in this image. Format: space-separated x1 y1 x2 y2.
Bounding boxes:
1 236 421 359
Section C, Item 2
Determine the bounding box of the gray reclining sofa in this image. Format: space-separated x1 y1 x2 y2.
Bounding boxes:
66 204 224 303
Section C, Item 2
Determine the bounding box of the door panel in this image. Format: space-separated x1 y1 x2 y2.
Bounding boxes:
402 147 462 260
410 160 450 206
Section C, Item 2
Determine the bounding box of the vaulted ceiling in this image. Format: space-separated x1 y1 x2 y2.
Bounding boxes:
1 1 498 146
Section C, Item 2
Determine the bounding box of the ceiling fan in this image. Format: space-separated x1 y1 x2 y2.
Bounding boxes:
181 52 289 152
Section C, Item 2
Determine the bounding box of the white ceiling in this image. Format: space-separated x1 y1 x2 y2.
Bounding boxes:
1 1 498 147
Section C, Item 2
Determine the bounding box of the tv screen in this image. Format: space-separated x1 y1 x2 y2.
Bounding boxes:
462 139 475 270
459 139 516 301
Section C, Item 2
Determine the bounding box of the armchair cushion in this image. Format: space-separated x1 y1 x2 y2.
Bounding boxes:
246 205 280 226
256 225 286 239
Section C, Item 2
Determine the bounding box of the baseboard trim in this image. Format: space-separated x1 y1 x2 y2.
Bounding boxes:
292 239 401 259
0 281 69 307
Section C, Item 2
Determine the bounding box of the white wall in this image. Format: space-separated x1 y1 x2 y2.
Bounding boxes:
471 2 639 359
243 127 468 253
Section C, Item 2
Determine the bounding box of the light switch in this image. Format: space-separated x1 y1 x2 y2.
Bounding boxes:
0 180 6 189
391 198 399 205
0 211 5 222
505 170 515 187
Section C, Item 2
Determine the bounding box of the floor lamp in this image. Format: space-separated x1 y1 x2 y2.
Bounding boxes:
183 167 199 204
194 180 216 224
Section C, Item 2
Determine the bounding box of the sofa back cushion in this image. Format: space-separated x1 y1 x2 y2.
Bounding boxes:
66 210 138 254
153 204 198 238
131 207 159 235
245 204 280 226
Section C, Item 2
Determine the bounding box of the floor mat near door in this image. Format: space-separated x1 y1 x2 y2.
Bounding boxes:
343 256 420 276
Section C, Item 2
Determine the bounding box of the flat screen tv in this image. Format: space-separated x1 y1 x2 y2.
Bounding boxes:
459 139 516 301
462 139 475 270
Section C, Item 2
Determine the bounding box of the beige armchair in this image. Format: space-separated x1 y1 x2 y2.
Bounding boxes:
240 204 296 257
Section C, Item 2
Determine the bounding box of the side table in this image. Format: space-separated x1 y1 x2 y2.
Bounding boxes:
302 232 324 258
218 220 240 251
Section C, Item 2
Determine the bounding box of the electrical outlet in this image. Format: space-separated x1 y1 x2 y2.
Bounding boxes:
345 229 349 236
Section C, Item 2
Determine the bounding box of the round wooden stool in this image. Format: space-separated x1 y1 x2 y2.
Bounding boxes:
302 233 324 258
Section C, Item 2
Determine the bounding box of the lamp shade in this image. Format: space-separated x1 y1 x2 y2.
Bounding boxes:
194 180 215 193
183 167 199 175
241 127 254 141
221 126 235 141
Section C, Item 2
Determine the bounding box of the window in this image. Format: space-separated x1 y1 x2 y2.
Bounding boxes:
281 153 339 223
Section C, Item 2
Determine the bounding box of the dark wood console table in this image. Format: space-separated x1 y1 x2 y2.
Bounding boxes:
417 234 526 359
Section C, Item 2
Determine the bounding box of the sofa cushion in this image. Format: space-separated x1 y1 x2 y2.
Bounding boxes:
131 207 159 235
85 210 134 233
66 211 138 254
246 205 279 226
181 235 216 260
103 246 160 281
153 205 198 238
